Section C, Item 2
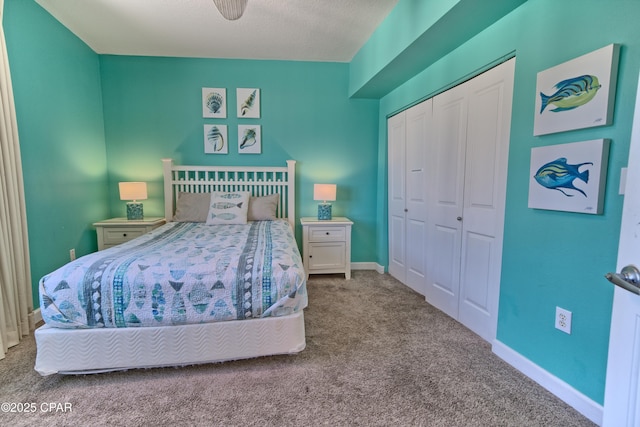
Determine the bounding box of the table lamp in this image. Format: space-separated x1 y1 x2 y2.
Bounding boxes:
314 184 336 220
119 182 148 220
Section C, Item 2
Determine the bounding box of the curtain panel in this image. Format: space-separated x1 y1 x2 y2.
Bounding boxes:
0 0 34 359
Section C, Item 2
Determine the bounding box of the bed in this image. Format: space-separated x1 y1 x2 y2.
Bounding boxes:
34 159 306 375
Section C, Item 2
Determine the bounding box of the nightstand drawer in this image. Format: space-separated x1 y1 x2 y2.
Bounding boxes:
94 217 165 250
308 226 346 242
103 228 146 245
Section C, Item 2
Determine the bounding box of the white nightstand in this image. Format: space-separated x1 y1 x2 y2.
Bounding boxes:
93 217 166 250
300 217 353 279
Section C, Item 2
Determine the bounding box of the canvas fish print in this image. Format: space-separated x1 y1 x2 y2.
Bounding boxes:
533 157 592 197
539 75 601 113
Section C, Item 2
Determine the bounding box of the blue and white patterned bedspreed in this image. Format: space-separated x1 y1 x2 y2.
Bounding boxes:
39 220 307 328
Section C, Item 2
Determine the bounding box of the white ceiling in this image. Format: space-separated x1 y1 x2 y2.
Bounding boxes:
35 0 399 62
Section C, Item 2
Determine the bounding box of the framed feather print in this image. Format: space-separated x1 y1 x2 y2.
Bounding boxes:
204 124 228 154
237 88 260 118
533 44 620 136
202 88 226 118
528 139 610 214
238 125 261 154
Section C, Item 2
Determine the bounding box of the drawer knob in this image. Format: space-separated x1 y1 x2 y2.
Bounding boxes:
123 233 127 237
325 232 330 235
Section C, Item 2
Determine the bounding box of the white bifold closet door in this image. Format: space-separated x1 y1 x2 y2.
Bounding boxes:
425 58 515 342
388 99 431 294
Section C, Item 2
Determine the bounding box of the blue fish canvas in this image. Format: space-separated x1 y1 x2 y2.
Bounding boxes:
534 44 619 136
529 140 610 214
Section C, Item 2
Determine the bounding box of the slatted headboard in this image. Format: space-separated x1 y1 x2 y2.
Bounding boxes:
162 159 296 228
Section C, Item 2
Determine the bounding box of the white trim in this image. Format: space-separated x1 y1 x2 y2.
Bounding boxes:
492 340 603 426
34 308 42 325
351 262 384 274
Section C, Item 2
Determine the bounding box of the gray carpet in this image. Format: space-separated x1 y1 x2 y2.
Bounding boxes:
0 271 594 426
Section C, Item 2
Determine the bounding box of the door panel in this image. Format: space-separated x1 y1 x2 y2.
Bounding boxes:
425 83 467 316
460 232 492 313
458 59 515 341
603 71 640 426
387 112 406 282
405 100 431 294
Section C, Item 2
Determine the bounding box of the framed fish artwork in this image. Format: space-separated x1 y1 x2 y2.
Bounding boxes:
204 124 228 154
528 139 610 214
238 124 261 154
237 88 260 118
202 88 227 118
533 44 620 136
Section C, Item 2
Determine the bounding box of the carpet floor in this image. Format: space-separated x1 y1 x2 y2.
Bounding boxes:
0 271 594 426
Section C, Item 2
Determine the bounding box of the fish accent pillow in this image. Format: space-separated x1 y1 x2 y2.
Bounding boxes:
205 192 250 225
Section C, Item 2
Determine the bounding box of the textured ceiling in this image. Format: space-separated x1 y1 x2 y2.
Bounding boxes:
35 0 399 62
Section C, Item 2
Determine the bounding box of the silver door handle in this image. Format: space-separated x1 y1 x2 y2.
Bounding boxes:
605 265 640 295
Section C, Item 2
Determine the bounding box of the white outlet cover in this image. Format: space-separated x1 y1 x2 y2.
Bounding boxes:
555 307 572 334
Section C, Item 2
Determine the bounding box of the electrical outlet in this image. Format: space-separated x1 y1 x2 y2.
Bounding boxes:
69 249 76 261
555 307 572 334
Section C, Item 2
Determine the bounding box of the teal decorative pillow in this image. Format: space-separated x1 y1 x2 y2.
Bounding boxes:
205 192 250 225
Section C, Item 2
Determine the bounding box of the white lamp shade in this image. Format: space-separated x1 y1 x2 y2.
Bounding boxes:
119 182 148 201
313 184 337 202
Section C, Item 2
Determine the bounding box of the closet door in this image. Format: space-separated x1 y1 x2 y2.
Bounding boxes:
424 83 468 318
425 58 515 341
458 58 515 341
404 100 431 294
388 112 407 283
387 100 431 294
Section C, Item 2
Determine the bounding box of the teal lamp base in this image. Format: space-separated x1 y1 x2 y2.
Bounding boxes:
317 203 332 220
126 202 144 220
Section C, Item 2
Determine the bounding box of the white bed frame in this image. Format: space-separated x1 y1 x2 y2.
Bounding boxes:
35 159 305 375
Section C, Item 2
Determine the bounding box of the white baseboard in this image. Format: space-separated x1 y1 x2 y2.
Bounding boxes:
34 308 42 325
351 262 385 274
492 340 603 426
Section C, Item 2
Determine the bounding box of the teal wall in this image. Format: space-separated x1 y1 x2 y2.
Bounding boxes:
3 0 109 302
366 0 640 405
6 0 639 409
99 56 379 252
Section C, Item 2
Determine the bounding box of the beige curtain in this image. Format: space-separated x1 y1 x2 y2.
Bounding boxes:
0 0 34 360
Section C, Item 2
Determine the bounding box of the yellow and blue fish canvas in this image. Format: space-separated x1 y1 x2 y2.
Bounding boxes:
539 75 601 114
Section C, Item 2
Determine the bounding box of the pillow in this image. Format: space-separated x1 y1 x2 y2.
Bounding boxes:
248 194 279 221
205 191 250 225
173 192 210 222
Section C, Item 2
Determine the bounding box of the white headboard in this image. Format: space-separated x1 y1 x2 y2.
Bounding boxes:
161 159 296 228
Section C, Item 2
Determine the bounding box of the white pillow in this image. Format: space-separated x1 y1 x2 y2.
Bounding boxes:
205 192 250 225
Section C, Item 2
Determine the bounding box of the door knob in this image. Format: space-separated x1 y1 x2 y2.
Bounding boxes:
456 217 462 221
605 265 640 295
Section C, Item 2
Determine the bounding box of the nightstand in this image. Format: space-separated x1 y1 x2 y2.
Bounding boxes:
93 217 166 250
300 217 353 279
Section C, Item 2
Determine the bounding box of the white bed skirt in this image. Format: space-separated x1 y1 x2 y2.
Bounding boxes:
35 311 306 376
